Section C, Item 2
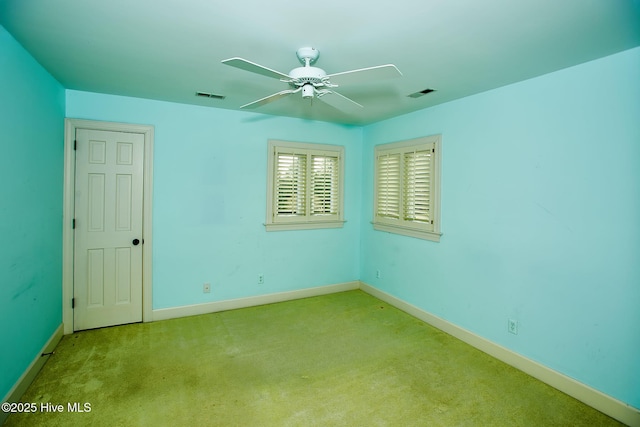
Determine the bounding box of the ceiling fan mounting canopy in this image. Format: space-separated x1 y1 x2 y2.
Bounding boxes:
296 47 319 65
221 46 402 113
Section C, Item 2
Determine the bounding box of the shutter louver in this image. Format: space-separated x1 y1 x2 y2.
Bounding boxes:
403 150 431 223
377 153 401 219
311 155 339 216
276 153 306 216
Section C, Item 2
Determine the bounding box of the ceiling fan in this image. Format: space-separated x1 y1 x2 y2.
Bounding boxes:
221 47 402 113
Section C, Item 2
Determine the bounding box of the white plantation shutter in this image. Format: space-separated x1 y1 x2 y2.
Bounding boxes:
267 140 344 230
373 136 441 241
311 155 339 216
276 153 306 216
376 153 401 219
403 150 432 224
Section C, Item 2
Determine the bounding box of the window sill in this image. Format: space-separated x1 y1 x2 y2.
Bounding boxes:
265 221 345 232
372 222 441 242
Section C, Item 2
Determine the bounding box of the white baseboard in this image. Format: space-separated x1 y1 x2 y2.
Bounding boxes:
1 323 64 425
152 281 360 322
359 282 640 427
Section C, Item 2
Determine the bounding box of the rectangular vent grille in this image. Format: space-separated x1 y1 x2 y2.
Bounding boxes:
408 88 436 98
196 91 226 100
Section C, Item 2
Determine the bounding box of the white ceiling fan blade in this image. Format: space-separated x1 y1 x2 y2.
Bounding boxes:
222 57 290 80
327 64 402 87
240 89 298 109
317 90 363 113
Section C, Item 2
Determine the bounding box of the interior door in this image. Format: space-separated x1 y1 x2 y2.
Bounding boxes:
73 129 144 331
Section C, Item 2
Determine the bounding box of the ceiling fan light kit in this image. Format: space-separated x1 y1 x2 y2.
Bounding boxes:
301 84 315 99
221 46 402 113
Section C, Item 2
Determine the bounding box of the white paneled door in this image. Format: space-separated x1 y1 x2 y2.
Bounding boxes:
74 129 144 331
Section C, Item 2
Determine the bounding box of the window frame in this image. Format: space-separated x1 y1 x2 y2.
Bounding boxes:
266 139 345 231
372 135 442 242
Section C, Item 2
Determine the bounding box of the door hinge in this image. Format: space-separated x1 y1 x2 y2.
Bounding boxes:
72 219 76 229
71 298 75 309
74 140 77 150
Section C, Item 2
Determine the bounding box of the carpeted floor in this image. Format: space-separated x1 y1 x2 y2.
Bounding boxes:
4 290 622 426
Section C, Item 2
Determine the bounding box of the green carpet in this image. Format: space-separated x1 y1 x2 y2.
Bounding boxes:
5 290 622 426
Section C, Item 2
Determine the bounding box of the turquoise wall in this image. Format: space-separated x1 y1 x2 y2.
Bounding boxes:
360 47 640 407
0 26 65 399
65 91 363 309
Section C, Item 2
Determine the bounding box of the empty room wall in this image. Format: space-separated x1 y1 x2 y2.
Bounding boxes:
359 47 640 408
0 26 65 400
65 91 363 310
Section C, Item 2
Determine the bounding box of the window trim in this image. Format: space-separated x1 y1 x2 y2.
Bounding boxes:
266 139 345 231
372 135 442 242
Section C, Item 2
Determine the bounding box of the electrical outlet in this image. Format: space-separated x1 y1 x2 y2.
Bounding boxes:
376 270 381 279
203 283 211 293
258 274 264 284
508 319 518 335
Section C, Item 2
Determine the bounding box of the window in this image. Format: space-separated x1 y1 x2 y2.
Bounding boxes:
266 140 344 231
373 135 441 241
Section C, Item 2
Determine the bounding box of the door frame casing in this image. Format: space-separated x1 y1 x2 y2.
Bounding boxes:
63 118 154 334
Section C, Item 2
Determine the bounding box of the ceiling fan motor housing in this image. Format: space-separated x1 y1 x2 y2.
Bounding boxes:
288 66 327 88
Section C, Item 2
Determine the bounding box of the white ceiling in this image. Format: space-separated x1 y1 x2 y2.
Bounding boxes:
1 0 639 125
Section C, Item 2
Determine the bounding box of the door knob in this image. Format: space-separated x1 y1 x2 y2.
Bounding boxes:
132 238 140 246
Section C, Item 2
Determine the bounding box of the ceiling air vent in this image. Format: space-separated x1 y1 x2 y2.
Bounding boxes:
408 88 436 98
196 91 226 100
